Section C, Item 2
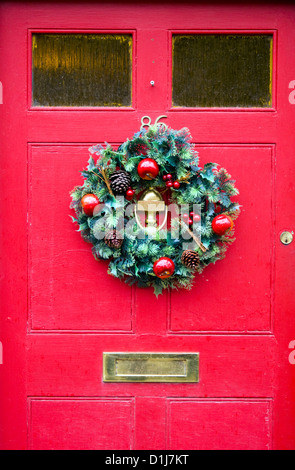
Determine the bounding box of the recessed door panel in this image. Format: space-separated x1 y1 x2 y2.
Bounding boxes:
167 399 272 450
28 144 134 332
28 398 134 450
170 145 274 333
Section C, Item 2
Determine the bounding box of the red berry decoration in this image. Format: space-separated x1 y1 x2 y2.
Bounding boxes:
126 188 135 200
212 214 234 235
214 204 222 214
153 257 175 279
81 193 100 216
173 181 180 189
193 214 201 222
137 158 159 180
166 174 172 180
166 181 173 188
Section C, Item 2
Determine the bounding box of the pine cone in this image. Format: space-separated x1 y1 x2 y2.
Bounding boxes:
104 230 124 249
109 170 131 195
181 250 199 270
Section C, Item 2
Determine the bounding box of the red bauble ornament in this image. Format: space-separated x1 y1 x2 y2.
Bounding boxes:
212 214 233 235
153 257 175 279
81 193 100 216
137 158 159 180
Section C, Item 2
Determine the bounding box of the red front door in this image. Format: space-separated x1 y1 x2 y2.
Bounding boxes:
1 2 295 450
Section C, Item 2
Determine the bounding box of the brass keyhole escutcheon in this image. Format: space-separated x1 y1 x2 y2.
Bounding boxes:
280 231 294 245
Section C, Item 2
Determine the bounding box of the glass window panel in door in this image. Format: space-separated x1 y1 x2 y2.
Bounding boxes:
32 33 133 107
172 34 273 108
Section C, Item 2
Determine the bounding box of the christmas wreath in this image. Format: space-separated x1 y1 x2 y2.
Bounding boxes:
70 116 240 296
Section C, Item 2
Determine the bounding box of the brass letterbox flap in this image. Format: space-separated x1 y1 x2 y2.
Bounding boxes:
103 352 199 383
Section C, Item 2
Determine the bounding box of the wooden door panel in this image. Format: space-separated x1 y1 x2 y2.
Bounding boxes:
29 144 134 332
28 398 134 450
167 399 272 450
170 145 274 333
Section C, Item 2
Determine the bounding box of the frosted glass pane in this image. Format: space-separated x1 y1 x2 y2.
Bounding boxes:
172 34 273 108
32 33 132 107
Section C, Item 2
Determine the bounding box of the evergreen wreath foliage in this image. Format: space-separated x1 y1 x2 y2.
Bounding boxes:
70 121 240 296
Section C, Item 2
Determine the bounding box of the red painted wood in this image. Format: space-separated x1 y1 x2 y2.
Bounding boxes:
28 144 135 332
170 145 275 333
0 1 295 450
167 399 272 450
29 398 134 450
